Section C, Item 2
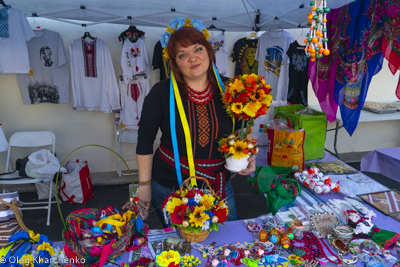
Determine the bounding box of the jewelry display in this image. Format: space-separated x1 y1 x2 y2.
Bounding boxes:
332 225 354 243
327 234 351 256
308 212 340 238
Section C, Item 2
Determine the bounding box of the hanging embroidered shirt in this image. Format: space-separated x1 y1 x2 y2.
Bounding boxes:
120 37 151 83
255 30 294 101
16 29 70 105
0 7 35 73
0 5 11 38
69 37 120 113
208 33 230 77
231 37 258 76
286 41 309 106
152 40 170 81
116 77 151 130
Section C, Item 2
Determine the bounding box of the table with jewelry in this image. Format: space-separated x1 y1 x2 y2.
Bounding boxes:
49 152 400 267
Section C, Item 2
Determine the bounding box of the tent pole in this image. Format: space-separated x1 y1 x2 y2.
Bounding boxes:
244 0 258 12
242 0 257 31
132 17 168 27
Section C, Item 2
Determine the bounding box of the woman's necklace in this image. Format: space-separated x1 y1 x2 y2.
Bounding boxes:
187 83 213 105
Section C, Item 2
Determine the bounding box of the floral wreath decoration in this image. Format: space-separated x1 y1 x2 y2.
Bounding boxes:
160 17 210 59
0 230 56 267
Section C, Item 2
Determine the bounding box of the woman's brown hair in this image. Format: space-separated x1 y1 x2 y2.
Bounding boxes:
167 27 218 94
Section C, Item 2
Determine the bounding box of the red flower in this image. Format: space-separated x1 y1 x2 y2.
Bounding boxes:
168 262 180 267
214 208 228 223
130 48 135 53
186 190 195 198
170 204 187 225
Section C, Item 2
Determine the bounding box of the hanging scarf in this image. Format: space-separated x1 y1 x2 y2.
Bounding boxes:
309 0 388 136
169 63 234 187
0 5 11 38
381 0 400 99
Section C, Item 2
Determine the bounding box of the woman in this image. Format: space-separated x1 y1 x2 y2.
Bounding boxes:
135 19 255 226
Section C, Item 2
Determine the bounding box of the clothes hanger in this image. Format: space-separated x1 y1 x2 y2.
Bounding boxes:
269 18 283 36
82 26 95 40
0 0 8 7
118 18 145 43
296 27 307 48
246 32 258 40
207 24 225 35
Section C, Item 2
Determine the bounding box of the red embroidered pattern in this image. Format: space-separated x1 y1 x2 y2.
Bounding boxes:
82 38 97 78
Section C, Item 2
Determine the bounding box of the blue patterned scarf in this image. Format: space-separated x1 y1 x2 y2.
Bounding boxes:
0 5 11 38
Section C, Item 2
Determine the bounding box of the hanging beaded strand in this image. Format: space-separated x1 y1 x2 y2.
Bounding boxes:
305 0 330 62
187 83 213 105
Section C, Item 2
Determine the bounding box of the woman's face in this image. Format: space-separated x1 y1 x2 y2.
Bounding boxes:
175 43 209 84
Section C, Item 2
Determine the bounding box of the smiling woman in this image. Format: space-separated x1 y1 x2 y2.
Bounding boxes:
135 18 256 227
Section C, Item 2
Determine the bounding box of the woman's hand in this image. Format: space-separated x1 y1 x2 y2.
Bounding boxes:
137 185 152 219
238 155 256 176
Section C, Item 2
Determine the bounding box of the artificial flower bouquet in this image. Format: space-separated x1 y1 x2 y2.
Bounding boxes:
162 177 228 242
219 74 272 171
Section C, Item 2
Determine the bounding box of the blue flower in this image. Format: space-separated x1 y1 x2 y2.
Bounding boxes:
160 32 171 48
188 198 196 206
39 234 53 246
36 250 51 267
169 17 185 30
8 232 30 242
191 19 205 31
205 210 215 223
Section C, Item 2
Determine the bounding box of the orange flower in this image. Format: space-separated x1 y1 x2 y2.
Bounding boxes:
250 89 266 102
245 74 259 91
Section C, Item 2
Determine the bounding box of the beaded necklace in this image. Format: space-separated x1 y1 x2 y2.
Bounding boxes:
291 232 341 265
187 83 213 105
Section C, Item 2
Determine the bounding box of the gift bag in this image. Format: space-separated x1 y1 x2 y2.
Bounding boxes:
274 104 327 160
59 160 93 204
267 119 305 171
252 100 288 146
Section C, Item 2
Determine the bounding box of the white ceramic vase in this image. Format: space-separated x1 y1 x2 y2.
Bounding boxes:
225 155 250 172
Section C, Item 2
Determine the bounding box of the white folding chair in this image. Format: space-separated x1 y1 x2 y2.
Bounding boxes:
0 131 60 226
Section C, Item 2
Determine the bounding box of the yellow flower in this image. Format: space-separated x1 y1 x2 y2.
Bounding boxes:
166 198 182 213
162 48 169 59
28 230 40 242
250 89 266 102
189 206 210 227
203 29 210 41
19 254 34 267
202 194 215 210
228 78 245 93
229 140 249 159
243 102 262 118
37 241 55 256
180 189 188 198
166 26 175 34
156 250 181 267
262 94 273 106
184 18 193 27
231 102 243 114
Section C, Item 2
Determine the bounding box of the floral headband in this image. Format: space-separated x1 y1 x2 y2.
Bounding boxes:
160 17 210 59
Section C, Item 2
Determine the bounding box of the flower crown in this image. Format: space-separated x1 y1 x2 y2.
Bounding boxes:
160 17 210 59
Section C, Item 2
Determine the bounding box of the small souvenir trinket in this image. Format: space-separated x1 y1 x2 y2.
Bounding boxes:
313 185 323 194
322 185 331 193
290 228 302 239
133 237 146 246
82 229 92 238
165 236 180 247
259 229 268 242
308 167 320 174
280 234 290 249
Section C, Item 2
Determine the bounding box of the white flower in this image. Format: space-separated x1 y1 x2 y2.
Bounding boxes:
194 193 202 203
201 220 210 230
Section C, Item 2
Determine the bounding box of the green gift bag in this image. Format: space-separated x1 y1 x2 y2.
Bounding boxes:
274 104 327 161
247 166 300 215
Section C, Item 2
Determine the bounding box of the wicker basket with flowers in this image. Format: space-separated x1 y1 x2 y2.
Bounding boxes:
218 74 272 171
161 176 229 242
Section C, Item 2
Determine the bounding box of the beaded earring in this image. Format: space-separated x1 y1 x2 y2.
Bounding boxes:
305 0 331 61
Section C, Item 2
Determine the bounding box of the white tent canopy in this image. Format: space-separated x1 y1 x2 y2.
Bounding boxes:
9 0 354 31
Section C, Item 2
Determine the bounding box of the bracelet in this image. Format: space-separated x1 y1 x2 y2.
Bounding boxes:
138 180 151 186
